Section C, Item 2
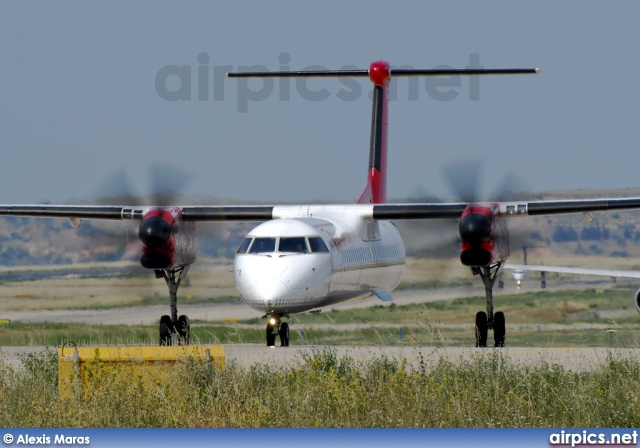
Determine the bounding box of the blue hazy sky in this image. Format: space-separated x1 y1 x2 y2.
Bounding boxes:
1 1 639 204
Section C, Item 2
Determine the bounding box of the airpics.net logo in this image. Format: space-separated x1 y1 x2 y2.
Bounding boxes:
549 430 638 447
155 53 485 112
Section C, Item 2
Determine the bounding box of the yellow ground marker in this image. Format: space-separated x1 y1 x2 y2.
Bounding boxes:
58 345 225 398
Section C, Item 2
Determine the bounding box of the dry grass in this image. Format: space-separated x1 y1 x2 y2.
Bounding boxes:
0 257 473 312
0 254 637 313
0 258 236 312
1 348 639 427
401 258 470 283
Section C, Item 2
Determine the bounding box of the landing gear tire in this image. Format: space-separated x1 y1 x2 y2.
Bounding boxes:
279 322 290 347
475 311 488 348
541 280 547 289
160 315 172 346
266 322 277 347
176 315 190 345
493 311 506 347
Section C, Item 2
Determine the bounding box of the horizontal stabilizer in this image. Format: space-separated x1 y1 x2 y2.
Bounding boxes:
373 290 394 302
228 68 539 78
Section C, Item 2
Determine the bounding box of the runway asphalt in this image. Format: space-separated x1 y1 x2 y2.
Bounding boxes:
0 278 622 325
2 344 639 372
223 344 640 372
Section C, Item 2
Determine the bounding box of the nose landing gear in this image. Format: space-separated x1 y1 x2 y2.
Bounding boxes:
265 315 290 347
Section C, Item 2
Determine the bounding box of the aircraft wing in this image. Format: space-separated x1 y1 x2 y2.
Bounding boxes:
371 197 640 220
0 205 276 221
504 264 640 280
1 196 640 222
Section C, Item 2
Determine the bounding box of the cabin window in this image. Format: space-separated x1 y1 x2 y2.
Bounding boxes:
279 237 308 253
237 237 253 254
308 236 329 253
249 237 276 253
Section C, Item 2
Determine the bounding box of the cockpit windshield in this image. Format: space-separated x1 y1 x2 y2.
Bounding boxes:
236 237 253 254
239 235 330 254
278 237 308 253
308 236 329 253
249 237 276 253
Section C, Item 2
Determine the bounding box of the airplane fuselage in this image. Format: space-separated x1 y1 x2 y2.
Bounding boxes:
234 209 405 316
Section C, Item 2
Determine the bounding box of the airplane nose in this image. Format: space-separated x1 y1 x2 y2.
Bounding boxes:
253 278 290 306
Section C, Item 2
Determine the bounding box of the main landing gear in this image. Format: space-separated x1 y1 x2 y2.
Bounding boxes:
472 262 506 348
156 265 190 346
265 314 290 347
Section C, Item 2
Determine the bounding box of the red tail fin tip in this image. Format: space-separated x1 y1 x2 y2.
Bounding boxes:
369 60 391 86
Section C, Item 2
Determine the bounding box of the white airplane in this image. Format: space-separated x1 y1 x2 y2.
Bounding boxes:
511 267 528 289
506 245 544 290
3 60 640 348
504 262 640 312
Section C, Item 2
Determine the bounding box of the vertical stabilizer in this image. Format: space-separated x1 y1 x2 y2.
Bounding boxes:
227 63 538 205
357 61 390 205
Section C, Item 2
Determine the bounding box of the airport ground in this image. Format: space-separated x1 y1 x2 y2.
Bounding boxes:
1 260 639 371
1 259 640 427
2 343 638 374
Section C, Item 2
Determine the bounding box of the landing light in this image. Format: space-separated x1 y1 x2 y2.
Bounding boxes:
270 318 276 325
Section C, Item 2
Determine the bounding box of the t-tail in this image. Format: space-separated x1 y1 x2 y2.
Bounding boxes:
228 62 539 205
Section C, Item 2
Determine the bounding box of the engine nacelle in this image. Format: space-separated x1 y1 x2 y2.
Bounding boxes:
138 207 196 269
635 287 640 313
458 204 510 267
